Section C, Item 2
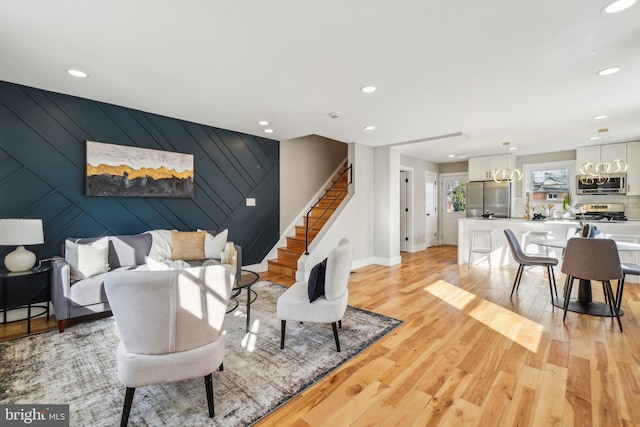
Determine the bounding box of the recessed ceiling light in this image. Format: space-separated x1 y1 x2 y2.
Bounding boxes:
589 136 600 140
448 154 455 158
597 67 620 76
509 146 518 151
67 69 88 78
361 86 376 93
364 125 375 130
593 115 608 120
264 129 274 134
258 120 269 126
602 0 636 14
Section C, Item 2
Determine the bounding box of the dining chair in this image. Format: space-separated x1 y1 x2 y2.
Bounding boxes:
104 265 235 426
616 263 640 314
561 237 624 331
503 229 558 300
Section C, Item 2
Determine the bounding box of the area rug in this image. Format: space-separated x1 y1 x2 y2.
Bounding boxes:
0 282 401 426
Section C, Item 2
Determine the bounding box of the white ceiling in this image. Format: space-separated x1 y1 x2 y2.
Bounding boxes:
1 0 639 163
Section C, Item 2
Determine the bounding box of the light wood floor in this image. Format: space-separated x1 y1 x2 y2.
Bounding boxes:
258 246 640 426
2 246 639 426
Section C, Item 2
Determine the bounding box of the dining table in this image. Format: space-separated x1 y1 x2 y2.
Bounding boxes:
532 238 640 317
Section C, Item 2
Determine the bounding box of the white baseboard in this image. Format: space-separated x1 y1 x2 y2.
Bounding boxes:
409 243 428 252
372 256 402 267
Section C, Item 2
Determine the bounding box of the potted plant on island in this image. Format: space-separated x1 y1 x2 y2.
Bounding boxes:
562 192 573 218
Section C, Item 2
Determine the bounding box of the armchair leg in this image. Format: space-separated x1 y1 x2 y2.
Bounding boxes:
121 387 135 427
204 373 215 417
57 320 66 333
332 322 341 352
338 320 342 329
280 320 286 349
218 362 224 372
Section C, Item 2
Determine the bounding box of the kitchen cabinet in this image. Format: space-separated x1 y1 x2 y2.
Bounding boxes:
627 141 640 195
576 143 627 174
468 154 512 181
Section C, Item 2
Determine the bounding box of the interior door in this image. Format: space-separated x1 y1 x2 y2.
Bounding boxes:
441 173 468 246
425 172 437 247
400 171 409 251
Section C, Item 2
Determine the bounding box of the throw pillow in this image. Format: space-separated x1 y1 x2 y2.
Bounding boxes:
171 231 206 261
308 258 328 302
65 237 110 281
201 229 228 259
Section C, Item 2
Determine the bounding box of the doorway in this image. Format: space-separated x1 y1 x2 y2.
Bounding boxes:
425 172 438 247
440 173 468 246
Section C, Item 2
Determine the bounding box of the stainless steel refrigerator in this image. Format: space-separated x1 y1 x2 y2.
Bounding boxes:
466 181 511 218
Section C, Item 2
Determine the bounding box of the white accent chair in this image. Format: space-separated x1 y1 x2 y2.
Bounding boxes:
277 238 353 352
104 265 235 426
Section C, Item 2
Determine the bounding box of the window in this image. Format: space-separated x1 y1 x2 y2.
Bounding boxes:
446 180 466 213
531 168 570 201
522 160 575 211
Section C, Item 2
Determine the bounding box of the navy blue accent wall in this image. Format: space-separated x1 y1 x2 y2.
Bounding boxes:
0 81 279 265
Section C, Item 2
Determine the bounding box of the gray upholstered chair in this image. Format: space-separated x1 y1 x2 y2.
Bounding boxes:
561 238 624 331
616 263 640 314
277 238 352 352
104 265 235 426
504 229 558 300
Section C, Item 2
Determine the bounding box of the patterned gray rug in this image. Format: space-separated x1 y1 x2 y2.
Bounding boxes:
0 282 401 426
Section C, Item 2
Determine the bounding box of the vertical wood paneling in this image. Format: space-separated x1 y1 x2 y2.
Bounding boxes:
0 81 279 265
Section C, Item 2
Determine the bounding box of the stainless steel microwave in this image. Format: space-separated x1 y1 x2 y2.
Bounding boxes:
576 173 626 194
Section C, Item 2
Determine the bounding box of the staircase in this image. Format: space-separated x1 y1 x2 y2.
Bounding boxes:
268 163 351 279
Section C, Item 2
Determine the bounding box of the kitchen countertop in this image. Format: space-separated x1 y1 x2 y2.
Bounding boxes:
466 217 640 223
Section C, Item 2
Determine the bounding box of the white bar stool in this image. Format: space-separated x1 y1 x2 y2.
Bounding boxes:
520 230 551 257
468 229 495 266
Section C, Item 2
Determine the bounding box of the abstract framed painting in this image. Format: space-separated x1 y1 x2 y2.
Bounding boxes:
85 141 194 198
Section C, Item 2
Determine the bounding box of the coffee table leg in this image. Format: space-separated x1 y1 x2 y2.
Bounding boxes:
245 284 251 333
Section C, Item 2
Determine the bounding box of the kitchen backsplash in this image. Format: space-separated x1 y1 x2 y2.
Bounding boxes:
574 194 640 220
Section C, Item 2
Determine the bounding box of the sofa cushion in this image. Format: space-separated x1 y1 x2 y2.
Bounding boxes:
109 234 153 267
171 231 206 261
201 229 228 259
68 265 144 307
67 233 153 268
65 237 110 281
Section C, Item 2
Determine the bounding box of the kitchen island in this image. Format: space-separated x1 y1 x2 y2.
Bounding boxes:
458 217 640 283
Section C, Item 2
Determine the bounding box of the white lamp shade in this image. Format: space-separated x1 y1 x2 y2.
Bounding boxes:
0 219 44 245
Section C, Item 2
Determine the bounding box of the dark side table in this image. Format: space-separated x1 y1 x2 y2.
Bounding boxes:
227 270 259 333
0 264 52 334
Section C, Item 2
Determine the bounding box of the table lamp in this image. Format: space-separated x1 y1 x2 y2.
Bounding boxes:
0 219 44 272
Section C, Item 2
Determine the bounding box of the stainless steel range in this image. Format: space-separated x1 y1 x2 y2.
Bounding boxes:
575 203 627 222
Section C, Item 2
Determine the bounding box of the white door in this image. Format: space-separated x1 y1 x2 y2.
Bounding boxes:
441 173 468 246
425 172 438 247
400 171 409 251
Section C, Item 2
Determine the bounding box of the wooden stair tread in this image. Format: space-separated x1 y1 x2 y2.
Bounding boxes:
268 163 350 279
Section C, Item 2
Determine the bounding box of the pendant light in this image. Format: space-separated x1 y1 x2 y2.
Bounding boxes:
493 142 522 183
579 128 627 185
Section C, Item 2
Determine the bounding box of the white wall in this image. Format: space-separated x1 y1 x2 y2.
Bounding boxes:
280 134 348 231
400 155 438 251
373 147 401 266
296 143 376 279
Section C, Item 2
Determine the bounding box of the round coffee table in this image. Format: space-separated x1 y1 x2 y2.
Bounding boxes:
227 269 259 332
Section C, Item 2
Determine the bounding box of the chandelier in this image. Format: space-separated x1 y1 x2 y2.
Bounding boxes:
579 128 627 185
493 142 522 183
